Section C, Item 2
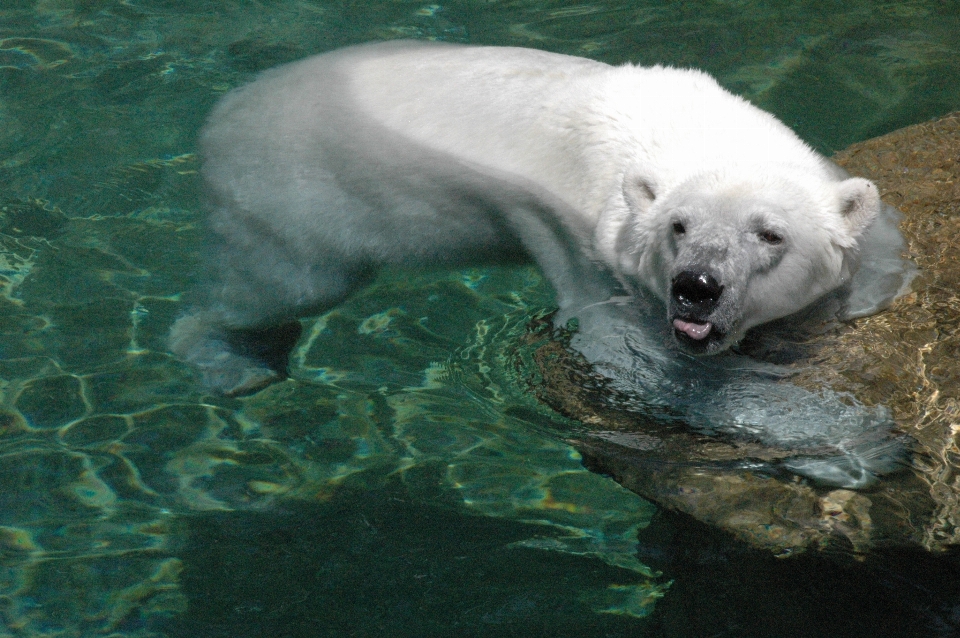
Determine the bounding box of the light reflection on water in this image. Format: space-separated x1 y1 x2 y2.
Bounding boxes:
0 1 959 636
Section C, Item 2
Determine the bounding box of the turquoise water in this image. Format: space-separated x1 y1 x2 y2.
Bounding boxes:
1 1 959 636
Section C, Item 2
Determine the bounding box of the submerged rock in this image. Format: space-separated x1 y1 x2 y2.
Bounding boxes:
522 111 960 555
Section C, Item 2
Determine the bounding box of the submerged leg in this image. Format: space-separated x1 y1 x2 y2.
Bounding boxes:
169 311 295 396
170 242 374 396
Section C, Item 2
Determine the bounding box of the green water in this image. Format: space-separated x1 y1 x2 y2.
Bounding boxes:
1 1 959 636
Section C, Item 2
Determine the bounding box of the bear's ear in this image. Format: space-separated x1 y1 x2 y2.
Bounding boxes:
837 177 880 238
622 170 658 212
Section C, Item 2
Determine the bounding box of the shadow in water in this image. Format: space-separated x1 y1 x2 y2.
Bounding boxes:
162 476 960 638
164 479 658 638
637 508 960 638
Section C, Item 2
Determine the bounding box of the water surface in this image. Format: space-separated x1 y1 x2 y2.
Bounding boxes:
1 1 959 636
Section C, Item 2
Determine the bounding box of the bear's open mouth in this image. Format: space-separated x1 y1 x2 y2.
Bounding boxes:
672 316 724 352
673 318 712 340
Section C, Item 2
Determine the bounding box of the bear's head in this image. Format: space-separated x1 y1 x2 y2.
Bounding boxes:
619 167 881 354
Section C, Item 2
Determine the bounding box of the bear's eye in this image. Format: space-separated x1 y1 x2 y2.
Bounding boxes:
758 230 783 245
672 221 686 235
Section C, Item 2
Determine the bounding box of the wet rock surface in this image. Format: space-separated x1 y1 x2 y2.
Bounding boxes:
523 111 960 555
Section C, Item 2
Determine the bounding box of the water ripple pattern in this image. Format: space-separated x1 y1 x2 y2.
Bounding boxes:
0 1 959 636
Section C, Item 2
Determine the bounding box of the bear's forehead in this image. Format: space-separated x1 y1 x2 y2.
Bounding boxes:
665 176 840 224
668 194 841 244
670 190 802 220
669 165 833 198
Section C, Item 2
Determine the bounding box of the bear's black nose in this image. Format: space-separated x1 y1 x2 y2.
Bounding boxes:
671 270 724 314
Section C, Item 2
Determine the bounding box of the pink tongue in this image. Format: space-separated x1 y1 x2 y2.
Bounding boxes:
673 319 712 340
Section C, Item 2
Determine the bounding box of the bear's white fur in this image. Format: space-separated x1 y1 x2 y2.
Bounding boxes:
170 41 907 487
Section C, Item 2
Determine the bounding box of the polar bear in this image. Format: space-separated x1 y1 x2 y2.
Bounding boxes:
170 41 909 486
